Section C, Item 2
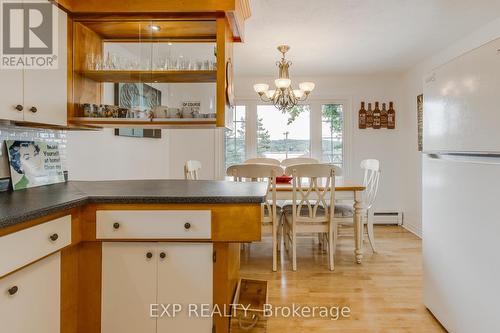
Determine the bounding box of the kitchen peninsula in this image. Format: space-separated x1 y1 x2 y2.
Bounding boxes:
0 180 267 333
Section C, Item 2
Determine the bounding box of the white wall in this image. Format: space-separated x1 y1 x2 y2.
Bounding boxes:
401 16 500 237
66 129 170 180
235 75 408 215
66 128 223 181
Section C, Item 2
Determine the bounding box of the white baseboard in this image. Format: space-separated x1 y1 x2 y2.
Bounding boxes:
402 220 422 238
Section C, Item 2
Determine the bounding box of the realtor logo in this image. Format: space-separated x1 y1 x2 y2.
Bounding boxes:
1 0 58 69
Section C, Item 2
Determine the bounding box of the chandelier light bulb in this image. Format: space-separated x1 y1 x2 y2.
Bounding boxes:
253 83 269 93
275 78 291 89
293 89 305 98
299 82 315 92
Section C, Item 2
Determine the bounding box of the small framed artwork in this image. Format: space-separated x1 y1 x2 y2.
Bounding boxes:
417 94 424 151
114 128 162 139
6 140 65 190
114 83 162 109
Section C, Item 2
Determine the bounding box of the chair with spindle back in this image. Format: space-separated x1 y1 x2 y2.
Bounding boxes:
184 160 202 180
335 159 381 252
282 163 338 271
281 157 319 168
245 157 281 166
226 163 284 271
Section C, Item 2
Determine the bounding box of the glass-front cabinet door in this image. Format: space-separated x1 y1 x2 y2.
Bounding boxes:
72 20 217 125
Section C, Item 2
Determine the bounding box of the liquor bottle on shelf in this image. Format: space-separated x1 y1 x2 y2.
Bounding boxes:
366 102 374 128
373 102 381 129
387 101 396 129
358 101 367 129
380 102 388 128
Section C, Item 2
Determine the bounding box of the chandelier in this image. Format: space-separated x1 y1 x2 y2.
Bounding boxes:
253 45 315 111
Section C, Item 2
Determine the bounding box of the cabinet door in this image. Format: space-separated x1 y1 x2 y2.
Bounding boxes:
0 69 24 121
23 3 67 126
157 243 213 333
101 242 157 333
0 252 60 333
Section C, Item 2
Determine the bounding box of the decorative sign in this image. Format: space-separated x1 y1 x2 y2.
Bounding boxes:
359 101 396 129
182 101 201 114
6 140 64 191
417 94 424 151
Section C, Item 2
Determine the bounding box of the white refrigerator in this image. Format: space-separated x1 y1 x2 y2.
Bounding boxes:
423 37 500 333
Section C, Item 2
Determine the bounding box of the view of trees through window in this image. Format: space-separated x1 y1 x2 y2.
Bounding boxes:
322 104 343 167
225 103 345 169
257 105 310 160
225 106 245 169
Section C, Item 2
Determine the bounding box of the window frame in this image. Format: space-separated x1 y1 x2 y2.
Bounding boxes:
230 98 352 178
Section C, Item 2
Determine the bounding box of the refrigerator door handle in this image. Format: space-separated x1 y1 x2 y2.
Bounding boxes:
425 153 500 165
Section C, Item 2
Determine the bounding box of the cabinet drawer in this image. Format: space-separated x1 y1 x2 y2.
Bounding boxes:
0 215 71 277
96 210 211 240
0 253 60 333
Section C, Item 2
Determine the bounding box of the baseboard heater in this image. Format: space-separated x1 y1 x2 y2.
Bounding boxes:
373 211 402 225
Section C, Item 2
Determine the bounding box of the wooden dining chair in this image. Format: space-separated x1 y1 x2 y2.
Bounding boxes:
281 157 319 168
184 160 202 180
335 159 381 252
282 163 338 271
226 163 284 271
245 157 281 166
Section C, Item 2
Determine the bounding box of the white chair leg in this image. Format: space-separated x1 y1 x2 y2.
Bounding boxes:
283 216 289 252
333 224 338 256
272 223 278 272
328 229 335 271
367 212 377 253
292 229 297 271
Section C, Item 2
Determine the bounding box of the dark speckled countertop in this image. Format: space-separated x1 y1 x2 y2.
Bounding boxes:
0 180 268 229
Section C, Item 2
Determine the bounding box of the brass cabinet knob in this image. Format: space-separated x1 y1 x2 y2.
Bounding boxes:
15 105 23 111
113 222 120 229
49 233 59 242
184 222 191 230
8 286 18 296
159 252 166 259
146 252 153 259
30 106 37 113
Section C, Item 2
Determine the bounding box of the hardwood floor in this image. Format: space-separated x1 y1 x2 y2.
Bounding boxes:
240 226 447 333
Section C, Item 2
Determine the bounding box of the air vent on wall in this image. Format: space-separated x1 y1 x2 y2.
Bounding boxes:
373 211 403 225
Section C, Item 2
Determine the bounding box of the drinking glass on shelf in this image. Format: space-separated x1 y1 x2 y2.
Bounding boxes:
86 53 95 70
94 55 102 70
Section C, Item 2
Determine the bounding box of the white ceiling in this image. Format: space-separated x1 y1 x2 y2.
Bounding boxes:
234 0 500 76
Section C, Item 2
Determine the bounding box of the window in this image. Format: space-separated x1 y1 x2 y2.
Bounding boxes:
321 104 344 168
224 101 348 174
225 105 246 169
257 105 310 160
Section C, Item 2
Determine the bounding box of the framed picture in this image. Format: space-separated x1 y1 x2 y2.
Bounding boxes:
6 140 65 191
417 94 424 151
114 128 162 139
114 83 161 109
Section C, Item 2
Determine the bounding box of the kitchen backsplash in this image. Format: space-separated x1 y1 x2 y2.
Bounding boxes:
0 123 67 180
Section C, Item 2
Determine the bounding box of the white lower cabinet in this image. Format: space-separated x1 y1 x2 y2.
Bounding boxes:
102 242 213 333
0 253 61 333
157 243 213 332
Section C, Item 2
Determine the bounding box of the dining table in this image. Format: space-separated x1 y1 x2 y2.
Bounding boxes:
225 172 367 263
275 177 367 264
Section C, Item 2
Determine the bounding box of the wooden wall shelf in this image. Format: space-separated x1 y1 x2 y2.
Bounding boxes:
80 70 217 83
69 117 217 128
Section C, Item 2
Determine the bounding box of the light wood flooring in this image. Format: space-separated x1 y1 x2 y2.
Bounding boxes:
239 226 447 333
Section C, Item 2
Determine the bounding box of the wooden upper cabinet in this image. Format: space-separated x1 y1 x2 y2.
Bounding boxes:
54 0 251 41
